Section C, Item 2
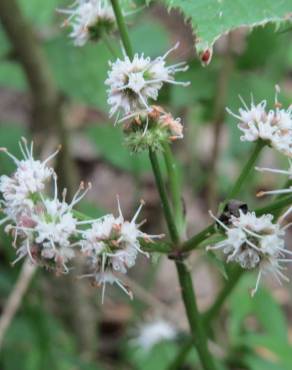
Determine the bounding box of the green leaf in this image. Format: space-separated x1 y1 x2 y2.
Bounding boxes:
160 0 292 54
252 289 288 340
228 275 255 341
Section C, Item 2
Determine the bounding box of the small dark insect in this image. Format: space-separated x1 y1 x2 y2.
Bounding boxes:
218 199 248 226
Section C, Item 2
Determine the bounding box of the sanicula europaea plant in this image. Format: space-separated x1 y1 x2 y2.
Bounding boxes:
0 1 292 370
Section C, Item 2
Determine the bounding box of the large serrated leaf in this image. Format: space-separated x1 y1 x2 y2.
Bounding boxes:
161 0 292 54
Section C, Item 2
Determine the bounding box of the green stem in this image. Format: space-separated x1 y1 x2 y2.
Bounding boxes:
223 140 265 206
167 266 243 370
149 150 217 370
182 141 265 254
149 149 180 244
110 0 133 59
255 194 292 217
182 224 215 252
111 4 217 368
162 143 185 235
176 262 217 370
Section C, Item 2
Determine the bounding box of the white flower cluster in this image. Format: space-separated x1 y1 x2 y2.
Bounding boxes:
58 0 115 46
0 139 160 301
208 210 292 296
227 88 292 157
105 43 190 122
79 198 163 302
0 139 90 272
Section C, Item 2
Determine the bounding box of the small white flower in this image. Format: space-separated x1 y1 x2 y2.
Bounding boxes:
0 138 58 224
227 88 292 157
133 319 176 351
105 43 190 121
208 209 292 296
58 0 115 46
79 198 164 302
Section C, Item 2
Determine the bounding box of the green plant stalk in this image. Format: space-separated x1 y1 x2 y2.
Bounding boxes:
182 141 266 253
166 266 242 370
162 142 185 235
148 150 217 370
255 194 292 217
110 0 133 59
176 262 217 370
223 140 265 207
148 149 180 244
182 224 215 252
106 4 272 370
168 142 266 368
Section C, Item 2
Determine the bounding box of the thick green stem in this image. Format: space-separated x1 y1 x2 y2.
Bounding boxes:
149 150 217 370
223 140 265 206
110 0 133 59
176 262 217 370
168 142 265 367
111 4 217 368
162 143 185 236
149 149 180 244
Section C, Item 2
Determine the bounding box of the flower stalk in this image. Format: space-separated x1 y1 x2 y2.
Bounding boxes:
223 140 265 206
109 2 217 368
162 142 185 236
110 0 133 59
148 149 180 244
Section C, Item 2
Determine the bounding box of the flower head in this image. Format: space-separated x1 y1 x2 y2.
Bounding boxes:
58 0 115 46
208 209 292 296
133 319 176 351
227 87 292 157
0 138 58 224
9 178 91 273
105 43 190 121
79 198 164 302
124 105 184 153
